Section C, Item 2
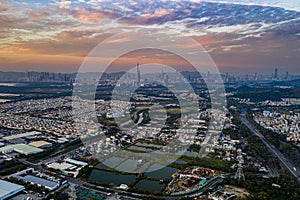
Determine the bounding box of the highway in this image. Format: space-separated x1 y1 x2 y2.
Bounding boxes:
240 111 300 181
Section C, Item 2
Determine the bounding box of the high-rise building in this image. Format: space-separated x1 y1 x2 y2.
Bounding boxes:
137 63 141 86
274 68 278 79
161 69 166 84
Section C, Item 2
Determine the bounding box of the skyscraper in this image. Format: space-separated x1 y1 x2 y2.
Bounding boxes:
161 69 165 82
137 63 141 86
274 68 278 79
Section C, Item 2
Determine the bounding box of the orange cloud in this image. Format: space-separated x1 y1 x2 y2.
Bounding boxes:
72 7 105 22
76 12 103 22
56 1 72 9
140 9 169 18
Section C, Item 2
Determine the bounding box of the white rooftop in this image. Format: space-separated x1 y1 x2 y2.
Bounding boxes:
0 144 43 155
65 158 88 167
0 180 25 200
2 131 41 141
47 162 74 171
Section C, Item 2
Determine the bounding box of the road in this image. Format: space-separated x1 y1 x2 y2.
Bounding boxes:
18 154 224 199
240 111 300 181
185 176 224 198
65 172 223 199
17 142 224 199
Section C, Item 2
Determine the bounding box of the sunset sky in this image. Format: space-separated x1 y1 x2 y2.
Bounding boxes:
1 0 300 74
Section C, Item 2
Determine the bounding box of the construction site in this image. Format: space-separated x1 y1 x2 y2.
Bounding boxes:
164 166 222 195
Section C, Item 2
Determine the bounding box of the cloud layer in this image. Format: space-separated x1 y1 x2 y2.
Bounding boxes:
0 0 299 73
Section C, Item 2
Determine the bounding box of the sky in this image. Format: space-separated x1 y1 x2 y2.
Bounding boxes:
0 0 300 74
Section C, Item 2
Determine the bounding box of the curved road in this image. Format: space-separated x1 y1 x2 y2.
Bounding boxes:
65 174 223 199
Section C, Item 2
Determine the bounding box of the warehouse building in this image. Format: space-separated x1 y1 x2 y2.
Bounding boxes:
15 175 59 191
2 131 41 141
0 180 25 200
0 144 43 156
10 169 60 192
29 140 52 149
47 162 74 171
65 158 88 167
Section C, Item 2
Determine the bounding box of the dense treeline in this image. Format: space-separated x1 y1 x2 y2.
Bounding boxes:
0 161 28 175
223 171 300 200
245 135 281 170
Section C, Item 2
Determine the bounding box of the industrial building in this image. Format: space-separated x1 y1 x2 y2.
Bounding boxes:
0 144 43 155
0 180 25 200
9 169 60 191
16 175 59 191
65 158 88 167
47 162 74 171
47 158 88 178
28 140 52 149
2 131 41 141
